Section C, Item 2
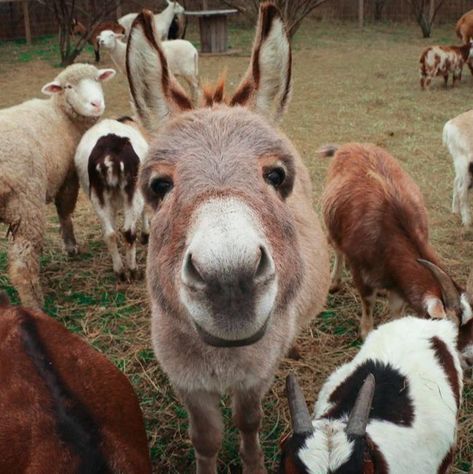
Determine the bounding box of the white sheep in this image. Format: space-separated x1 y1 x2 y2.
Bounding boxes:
118 1 185 41
0 64 115 309
443 110 473 227
97 30 199 102
74 117 149 280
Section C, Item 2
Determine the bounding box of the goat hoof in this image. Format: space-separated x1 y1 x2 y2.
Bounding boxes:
66 245 80 257
329 283 341 293
115 270 128 282
129 268 143 281
287 344 302 360
360 326 372 340
141 233 149 245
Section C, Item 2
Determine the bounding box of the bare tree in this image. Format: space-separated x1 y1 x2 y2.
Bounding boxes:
36 0 120 66
374 0 390 21
221 0 332 38
407 0 446 38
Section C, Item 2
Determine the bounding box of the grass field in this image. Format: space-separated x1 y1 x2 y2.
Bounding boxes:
0 18 472 473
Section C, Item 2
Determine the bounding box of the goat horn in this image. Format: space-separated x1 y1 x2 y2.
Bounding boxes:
286 374 313 435
346 373 375 438
417 259 461 312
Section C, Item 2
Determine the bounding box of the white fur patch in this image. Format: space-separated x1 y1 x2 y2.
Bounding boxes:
424 296 446 319
461 293 473 324
180 197 277 340
298 420 353 473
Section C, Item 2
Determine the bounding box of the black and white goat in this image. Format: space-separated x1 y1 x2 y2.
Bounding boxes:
74 117 149 280
279 262 473 473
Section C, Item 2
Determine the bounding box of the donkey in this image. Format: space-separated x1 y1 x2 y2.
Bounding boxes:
126 4 330 473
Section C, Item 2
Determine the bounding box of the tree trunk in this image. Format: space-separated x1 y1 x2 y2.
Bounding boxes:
374 0 386 21
418 13 432 37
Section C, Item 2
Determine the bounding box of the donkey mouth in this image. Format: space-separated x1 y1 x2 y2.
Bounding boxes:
194 317 270 348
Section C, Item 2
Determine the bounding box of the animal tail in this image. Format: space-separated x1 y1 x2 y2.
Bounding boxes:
317 144 340 158
442 120 452 148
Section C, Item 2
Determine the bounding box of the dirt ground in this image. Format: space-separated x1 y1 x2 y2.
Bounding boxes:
0 18 472 473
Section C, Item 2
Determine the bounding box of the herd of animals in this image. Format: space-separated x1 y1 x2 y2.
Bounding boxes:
1 1 473 473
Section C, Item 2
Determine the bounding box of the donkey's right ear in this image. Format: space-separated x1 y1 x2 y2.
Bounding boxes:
126 9 192 132
231 2 291 123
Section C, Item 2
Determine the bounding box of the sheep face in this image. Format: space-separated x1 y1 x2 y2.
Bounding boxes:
97 30 123 50
41 67 115 118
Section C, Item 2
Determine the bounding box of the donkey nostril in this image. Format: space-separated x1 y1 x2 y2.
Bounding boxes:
183 253 206 289
254 245 274 282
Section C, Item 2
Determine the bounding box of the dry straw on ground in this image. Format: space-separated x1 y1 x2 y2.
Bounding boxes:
0 18 472 473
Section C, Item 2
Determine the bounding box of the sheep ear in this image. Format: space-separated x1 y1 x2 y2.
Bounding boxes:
41 81 63 95
231 2 291 122
126 9 192 132
98 69 116 81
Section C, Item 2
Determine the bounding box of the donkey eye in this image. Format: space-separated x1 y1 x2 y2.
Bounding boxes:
264 167 286 188
150 177 173 199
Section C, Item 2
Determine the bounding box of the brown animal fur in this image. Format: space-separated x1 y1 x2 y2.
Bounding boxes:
321 143 460 337
419 43 472 89
456 9 473 43
126 4 330 473
0 304 151 472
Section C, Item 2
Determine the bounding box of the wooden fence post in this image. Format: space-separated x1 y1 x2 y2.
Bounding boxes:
22 0 31 44
358 0 364 28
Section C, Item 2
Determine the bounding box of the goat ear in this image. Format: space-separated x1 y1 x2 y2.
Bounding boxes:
41 81 63 95
126 9 192 132
231 2 291 122
425 296 447 320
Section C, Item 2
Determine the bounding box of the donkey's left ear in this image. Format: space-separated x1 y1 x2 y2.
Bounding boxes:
231 2 291 123
126 9 192 133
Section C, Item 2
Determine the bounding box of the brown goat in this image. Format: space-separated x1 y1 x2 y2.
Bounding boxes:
456 9 473 43
71 19 125 63
419 43 473 89
321 143 469 339
0 294 151 473
126 4 330 473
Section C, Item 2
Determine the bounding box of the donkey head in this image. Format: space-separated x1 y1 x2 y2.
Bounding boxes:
127 3 302 347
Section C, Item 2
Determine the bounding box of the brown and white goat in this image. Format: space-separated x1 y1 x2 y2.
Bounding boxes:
279 278 473 474
321 143 473 340
419 42 473 89
126 4 330 473
0 293 151 473
71 19 125 63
